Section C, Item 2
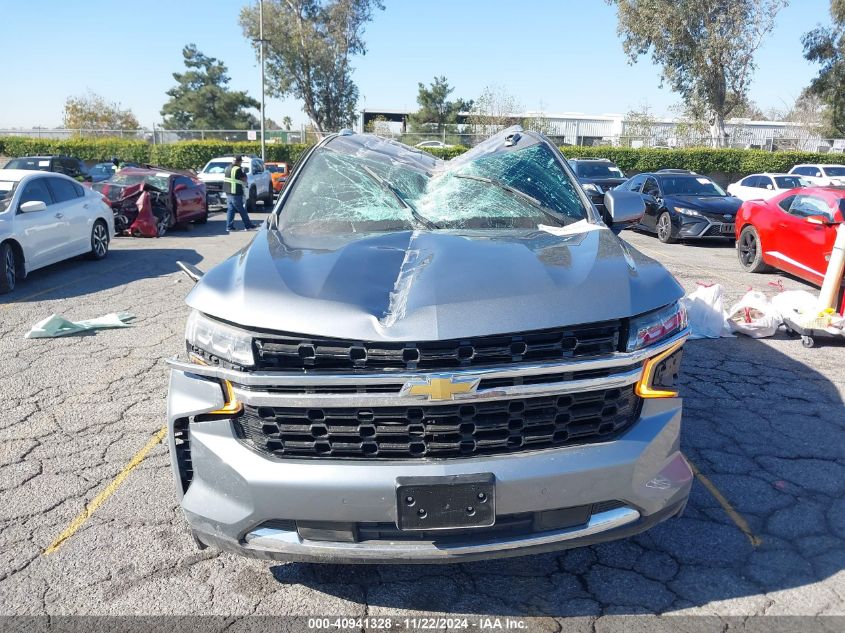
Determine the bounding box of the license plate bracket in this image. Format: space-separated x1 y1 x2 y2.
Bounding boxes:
396 474 495 531
720 223 735 233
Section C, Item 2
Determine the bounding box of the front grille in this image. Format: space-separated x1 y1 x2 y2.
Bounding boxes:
205 181 223 193
253 321 621 372
234 385 641 460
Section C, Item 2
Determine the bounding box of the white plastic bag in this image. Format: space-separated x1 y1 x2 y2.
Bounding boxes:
770 290 819 323
680 283 732 339
727 291 780 338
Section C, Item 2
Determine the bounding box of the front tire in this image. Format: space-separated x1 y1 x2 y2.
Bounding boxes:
88 221 110 260
656 212 677 244
247 187 257 213
262 186 274 207
0 242 17 294
737 225 773 273
155 209 172 237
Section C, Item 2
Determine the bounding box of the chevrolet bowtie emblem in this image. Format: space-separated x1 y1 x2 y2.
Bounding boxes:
404 376 480 401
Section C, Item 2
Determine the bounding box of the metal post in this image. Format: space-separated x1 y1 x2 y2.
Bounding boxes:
259 0 266 161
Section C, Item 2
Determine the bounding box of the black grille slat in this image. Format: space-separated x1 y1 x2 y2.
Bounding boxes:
234 385 641 460
253 322 621 372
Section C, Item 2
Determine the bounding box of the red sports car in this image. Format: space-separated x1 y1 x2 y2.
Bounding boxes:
736 186 845 302
93 168 208 237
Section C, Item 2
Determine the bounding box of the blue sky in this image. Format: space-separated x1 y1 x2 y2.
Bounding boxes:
0 0 832 128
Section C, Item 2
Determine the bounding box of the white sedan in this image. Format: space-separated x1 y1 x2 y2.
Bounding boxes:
788 163 845 186
0 170 114 293
726 172 808 201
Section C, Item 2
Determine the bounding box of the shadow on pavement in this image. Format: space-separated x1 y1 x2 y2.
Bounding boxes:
270 335 845 616
0 245 204 303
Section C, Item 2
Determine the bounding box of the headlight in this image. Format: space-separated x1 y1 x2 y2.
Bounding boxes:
185 310 255 367
627 302 688 352
673 207 702 217
582 183 603 194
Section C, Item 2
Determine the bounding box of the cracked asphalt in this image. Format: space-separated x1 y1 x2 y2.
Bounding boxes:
0 214 843 628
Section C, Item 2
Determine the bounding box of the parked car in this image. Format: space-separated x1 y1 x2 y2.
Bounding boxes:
197 155 273 211
736 187 845 287
788 164 845 186
3 155 91 182
265 161 289 194
727 173 809 201
0 170 114 293
166 127 692 564
568 158 627 223
92 168 207 237
87 161 142 183
616 171 742 243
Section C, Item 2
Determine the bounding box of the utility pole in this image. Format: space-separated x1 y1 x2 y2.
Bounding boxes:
258 0 267 161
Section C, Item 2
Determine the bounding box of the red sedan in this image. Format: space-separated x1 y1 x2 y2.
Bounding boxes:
736 186 844 289
93 168 208 237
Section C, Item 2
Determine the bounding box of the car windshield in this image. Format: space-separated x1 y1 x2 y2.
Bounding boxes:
280 138 588 234
823 166 845 176
774 176 808 189
660 176 727 196
573 163 624 178
0 180 16 212
107 173 169 191
90 164 114 177
203 161 231 174
266 164 286 173
4 157 50 171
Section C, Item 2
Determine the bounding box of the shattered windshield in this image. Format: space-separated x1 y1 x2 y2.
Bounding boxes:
279 139 588 233
106 173 169 191
0 181 15 212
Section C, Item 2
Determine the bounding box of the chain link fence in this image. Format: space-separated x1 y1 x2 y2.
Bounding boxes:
0 127 316 145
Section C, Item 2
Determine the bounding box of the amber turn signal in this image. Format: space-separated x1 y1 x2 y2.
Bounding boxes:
636 339 685 399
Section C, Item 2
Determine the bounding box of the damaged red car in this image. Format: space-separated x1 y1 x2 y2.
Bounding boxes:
92 168 208 237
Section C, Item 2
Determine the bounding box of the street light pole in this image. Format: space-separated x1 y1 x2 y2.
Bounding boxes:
259 0 266 161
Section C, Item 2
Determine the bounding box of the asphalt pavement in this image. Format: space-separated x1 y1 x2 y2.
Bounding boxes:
0 215 843 629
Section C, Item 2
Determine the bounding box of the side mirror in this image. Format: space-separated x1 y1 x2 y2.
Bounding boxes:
20 200 47 213
604 190 645 226
641 193 658 206
174 183 188 192
242 168 250 175
766 184 773 190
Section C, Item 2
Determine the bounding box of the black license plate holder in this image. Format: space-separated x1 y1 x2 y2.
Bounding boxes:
395 474 495 531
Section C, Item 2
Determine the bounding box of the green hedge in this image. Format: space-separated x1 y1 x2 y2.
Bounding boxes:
0 137 312 170
1 136 843 177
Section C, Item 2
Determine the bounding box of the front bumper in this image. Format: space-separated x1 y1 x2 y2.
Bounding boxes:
166 341 692 563
676 214 736 239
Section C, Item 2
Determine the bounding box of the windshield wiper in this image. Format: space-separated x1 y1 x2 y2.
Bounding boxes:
359 164 439 230
452 174 570 226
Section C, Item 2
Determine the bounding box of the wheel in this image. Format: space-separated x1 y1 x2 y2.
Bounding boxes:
262 186 274 207
0 242 17 294
656 212 677 243
155 209 172 237
247 187 257 213
737 225 773 273
802 335 815 348
87 220 109 260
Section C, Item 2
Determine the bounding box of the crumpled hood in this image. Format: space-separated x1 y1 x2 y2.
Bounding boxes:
187 225 683 341
667 194 742 217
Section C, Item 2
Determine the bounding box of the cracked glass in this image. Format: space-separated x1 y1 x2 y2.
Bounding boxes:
279 137 589 234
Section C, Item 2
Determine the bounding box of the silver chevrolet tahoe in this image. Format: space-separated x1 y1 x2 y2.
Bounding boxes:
166 126 692 564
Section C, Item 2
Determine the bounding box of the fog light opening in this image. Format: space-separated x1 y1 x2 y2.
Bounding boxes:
636 339 684 399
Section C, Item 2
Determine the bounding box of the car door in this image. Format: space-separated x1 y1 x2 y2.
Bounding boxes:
173 176 204 221
252 160 269 197
14 176 67 269
772 193 834 283
640 177 662 229
46 176 90 254
757 176 779 200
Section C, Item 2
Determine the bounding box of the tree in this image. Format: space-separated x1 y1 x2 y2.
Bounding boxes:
161 44 259 130
282 116 293 131
467 85 522 134
62 92 139 133
802 0 845 135
407 76 472 133
240 0 384 137
606 0 787 147
623 103 659 145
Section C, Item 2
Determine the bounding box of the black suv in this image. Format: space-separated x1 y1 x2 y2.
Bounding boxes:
3 155 91 182
568 158 627 223
615 170 742 243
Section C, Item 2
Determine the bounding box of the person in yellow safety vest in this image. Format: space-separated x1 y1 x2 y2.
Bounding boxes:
224 156 257 233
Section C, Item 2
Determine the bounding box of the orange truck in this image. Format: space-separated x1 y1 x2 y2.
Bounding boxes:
265 162 290 194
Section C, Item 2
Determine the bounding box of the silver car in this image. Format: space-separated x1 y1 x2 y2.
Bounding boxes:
166 127 692 564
